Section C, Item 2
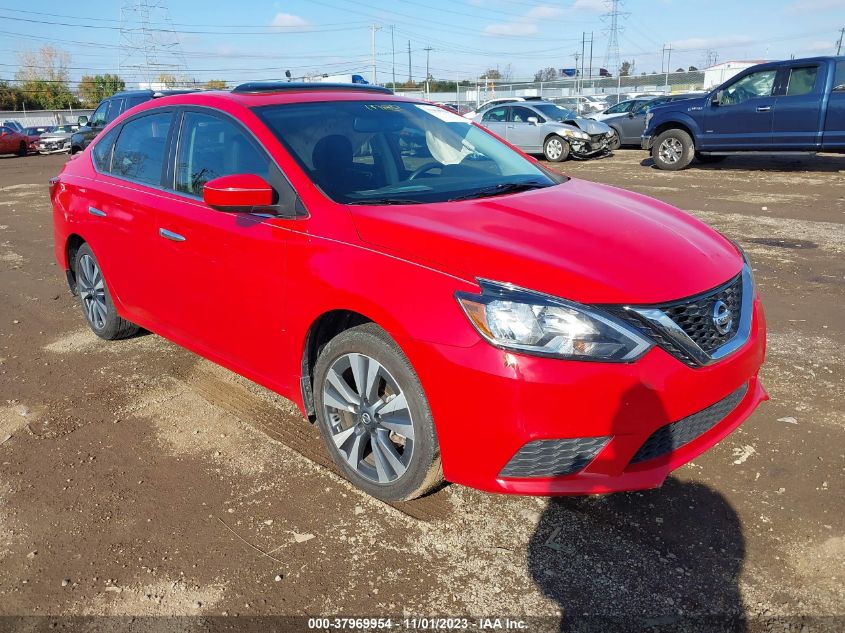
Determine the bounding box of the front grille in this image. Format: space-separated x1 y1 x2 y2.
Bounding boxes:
662 274 742 353
630 383 748 464
500 436 609 478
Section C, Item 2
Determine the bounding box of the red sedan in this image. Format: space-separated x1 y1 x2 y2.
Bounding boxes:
0 125 29 156
49 83 767 501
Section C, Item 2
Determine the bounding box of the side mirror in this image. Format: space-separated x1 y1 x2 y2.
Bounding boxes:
627 111 635 118
203 174 274 212
78 115 88 126
526 116 539 125
711 90 722 106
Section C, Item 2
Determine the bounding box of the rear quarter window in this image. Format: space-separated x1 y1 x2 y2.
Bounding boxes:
91 126 120 173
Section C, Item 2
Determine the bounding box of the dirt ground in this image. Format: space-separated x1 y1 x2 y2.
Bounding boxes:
0 150 843 632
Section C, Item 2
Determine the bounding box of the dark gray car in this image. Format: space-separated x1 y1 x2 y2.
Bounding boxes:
602 94 702 147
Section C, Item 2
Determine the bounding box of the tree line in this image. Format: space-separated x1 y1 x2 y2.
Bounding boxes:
0 46 227 111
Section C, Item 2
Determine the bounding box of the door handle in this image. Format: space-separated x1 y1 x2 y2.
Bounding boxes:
506 125 515 128
88 206 106 217
159 228 186 242
756 106 771 112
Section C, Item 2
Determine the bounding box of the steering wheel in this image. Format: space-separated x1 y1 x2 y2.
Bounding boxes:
408 162 443 180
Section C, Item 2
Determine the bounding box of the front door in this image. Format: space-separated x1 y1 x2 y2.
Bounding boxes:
152 109 294 384
506 105 543 153
480 105 508 139
702 68 778 149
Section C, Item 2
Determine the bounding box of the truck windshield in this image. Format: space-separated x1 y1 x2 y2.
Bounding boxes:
255 101 560 205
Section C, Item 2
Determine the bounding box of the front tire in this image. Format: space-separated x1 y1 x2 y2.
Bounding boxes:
607 130 621 151
543 135 570 162
314 323 442 502
74 243 139 340
652 129 694 170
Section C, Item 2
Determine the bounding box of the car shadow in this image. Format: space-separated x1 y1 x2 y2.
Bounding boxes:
527 381 747 632
640 153 845 172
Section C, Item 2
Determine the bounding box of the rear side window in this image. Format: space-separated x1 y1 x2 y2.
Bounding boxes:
111 112 172 186
92 126 120 172
785 66 818 96
175 111 269 197
833 61 845 91
125 95 148 110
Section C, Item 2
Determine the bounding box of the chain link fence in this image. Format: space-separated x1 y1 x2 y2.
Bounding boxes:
0 109 94 128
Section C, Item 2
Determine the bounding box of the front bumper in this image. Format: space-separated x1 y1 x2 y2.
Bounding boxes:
38 140 71 154
407 296 766 495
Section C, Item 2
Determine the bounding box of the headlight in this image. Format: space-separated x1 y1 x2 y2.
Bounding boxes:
456 280 653 362
562 129 590 141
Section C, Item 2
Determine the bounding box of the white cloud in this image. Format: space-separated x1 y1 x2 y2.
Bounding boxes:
270 12 309 29
571 0 607 11
484 22 539 36
670 35 754 50
525 5 565 19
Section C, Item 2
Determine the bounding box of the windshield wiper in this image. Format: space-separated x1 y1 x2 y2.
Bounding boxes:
448 181 550 202
347 198 425 205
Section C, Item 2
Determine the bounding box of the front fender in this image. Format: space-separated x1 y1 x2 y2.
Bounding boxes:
644 111 704 147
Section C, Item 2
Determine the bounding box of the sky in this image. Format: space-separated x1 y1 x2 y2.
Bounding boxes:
1 0 844 87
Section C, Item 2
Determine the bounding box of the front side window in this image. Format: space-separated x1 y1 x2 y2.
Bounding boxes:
510 106 538 123
90 101 109 127
785 66 818 96
175 111 270 197
110 112 172 186
482 106 507 122
605 101 632 114
721 70 777 106
255 100 559 205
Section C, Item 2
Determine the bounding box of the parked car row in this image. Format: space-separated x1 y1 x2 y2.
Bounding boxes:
0 122 81 156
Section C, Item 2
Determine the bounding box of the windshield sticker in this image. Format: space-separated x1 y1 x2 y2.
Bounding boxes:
363 104 402 112
415 104 467 123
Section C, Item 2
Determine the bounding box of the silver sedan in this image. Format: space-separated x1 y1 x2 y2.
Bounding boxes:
474 102 615 162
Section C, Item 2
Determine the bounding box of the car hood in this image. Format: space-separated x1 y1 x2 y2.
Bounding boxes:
566 117 611 135
349 178 742 305
650 96 708 114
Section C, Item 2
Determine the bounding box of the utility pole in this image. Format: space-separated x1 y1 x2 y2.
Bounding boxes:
390 25 396 89
836 27 844 55
370 24 381 84
573 52 581 94
581 31 586 91
407 40 412 83
589 31 594 81
663 43 672 92
424 45 433 99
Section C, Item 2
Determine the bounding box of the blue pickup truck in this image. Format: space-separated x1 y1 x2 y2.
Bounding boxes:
642 56 845 170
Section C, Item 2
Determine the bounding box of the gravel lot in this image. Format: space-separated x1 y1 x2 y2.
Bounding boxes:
0 150 843 631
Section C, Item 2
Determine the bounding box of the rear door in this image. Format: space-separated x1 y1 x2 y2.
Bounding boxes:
823 60 845 151
703 68 778 149
506 105 543 152
86 110 175 324
771 63 824 149
151 108 295 382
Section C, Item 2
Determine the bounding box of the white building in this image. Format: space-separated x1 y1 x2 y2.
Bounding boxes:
703 61 768 90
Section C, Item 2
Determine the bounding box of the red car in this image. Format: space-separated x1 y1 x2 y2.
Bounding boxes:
50 83 767 501
0 125 29 156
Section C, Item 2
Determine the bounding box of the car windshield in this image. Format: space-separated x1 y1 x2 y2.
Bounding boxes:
531 104 578 122
255 100 561 205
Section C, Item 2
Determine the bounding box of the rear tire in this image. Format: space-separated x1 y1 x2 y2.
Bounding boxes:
652 128 694 170
695 152 727 164
543 135 570 162
74 243 139 340
313 323 443 502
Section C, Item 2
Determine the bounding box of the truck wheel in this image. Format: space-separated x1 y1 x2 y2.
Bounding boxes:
652 129 694 170
543 136 570 162
607 129 621 151
695 152 727 164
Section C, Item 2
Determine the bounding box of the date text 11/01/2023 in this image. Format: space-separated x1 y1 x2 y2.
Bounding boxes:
307 618 528 630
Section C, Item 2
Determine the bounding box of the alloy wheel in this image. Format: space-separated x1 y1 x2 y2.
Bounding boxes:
546 138 563 160
322 353 415 484
77 254 107 330
658 137 683 164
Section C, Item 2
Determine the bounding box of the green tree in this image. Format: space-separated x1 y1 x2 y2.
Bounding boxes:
77 74 126 107
204 79 227 90
619 60 633 77
14 46 79 109
533 67 558 82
